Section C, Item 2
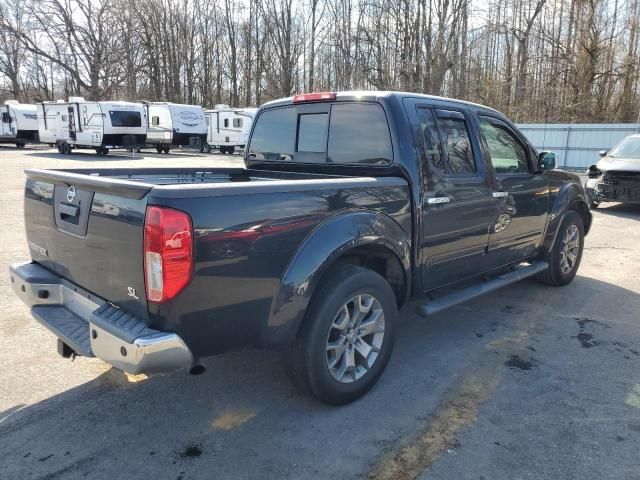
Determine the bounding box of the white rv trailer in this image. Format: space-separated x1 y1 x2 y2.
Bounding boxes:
0 101 39 148
143 102 207 153
204 105 257 154
38 97 147 155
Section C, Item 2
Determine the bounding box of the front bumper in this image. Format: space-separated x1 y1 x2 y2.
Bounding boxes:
9 261 193 375
586 178 640 204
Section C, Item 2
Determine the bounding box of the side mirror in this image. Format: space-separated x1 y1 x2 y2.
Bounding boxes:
599 150 608 157
587 165 601 178
538 151 556 170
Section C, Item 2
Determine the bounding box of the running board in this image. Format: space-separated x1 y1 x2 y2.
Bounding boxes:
418 261 549 317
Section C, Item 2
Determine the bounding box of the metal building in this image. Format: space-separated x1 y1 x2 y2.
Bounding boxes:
517 123 640 170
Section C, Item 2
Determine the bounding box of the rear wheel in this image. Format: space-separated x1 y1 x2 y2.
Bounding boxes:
62 142 72 155
287 265 397 405
227 146 235 155
204 144 211 153
16 142 25 148
156 146 163 154
536 211 584 286
163 147 170 154
57 143 64 154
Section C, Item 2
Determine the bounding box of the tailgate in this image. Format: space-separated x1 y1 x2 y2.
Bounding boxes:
24 169 153 321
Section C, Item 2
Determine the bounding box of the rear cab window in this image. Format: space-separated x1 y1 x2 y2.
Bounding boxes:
248 102 393 165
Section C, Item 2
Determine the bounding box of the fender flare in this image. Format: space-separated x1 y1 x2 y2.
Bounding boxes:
264 210 411 347
542 182 591 254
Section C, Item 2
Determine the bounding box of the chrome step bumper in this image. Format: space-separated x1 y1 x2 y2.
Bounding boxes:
9 261 193 375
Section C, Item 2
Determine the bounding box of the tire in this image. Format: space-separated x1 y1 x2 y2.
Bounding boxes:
156 146 163 154
536 210 585 286
16 142 25 149
589 199 599 209
102 147 109 156
204 144 211 153
227 146 235 155
57 143 64 154
287 265 397 405
163 147 170 154
95 148 101 155
62 142 72 155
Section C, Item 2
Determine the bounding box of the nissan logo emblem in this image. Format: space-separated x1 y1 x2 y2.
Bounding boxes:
66 185 76 202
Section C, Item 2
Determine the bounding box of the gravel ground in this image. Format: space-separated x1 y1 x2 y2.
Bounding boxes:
1 145 639 480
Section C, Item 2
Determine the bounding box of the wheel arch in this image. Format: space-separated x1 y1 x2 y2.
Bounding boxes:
540 182 592 255
264 210 411 348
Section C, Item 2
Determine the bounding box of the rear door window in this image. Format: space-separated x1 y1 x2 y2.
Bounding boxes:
327 103 392 165
434 110 476 175
415 107 445 177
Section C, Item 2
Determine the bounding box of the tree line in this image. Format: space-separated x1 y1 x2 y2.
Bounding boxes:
0 0 638 123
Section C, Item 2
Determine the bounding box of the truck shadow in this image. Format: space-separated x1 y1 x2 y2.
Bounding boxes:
1 275 638 479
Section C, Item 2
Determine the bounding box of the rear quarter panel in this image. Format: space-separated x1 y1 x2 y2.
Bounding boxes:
147 180 411 358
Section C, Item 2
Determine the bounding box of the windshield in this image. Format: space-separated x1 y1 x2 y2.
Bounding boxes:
608 136 640 159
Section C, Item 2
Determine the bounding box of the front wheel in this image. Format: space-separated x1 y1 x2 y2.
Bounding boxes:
536 211 585 286
287 265 397 405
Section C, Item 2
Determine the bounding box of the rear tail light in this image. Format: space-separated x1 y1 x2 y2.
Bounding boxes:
144 206 193 303
292 92 337 103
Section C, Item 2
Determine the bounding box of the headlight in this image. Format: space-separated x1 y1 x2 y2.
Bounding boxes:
586 178 599 189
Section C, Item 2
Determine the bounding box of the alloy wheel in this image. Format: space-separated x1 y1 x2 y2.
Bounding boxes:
325 294 385 383
560 224 580 274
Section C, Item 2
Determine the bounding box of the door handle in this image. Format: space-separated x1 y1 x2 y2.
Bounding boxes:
426 196 451 205
59 203 79 217
492 191 508 198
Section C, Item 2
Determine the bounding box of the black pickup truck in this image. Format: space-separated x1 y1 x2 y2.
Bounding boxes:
10 92 592 404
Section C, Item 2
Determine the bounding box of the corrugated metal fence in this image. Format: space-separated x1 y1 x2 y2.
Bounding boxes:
516 123 640 170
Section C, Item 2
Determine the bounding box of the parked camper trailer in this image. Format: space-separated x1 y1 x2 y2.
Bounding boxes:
38 98 147 155
204 105 257 154
0 101 39 148
143 102 207 153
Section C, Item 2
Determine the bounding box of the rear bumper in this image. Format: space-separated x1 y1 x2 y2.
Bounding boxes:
9 261 193 375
